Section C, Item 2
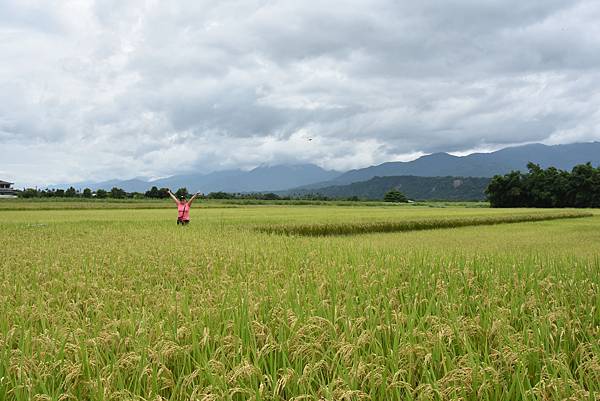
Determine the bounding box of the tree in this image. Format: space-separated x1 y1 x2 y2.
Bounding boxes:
65 186 78 198
486 171 527 207
568 163 596 208
486 162 600 208
175 187 189 199
384 189 407 203
95 189 107 199
158 188 170 199
82 188 92 198
261 192 280 200
110 187 126 199
145 186 160 198
207 191 234 199
19 188 39 198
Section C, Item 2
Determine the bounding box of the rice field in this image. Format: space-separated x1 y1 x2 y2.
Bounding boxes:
0 202 599 400
256 211 592 236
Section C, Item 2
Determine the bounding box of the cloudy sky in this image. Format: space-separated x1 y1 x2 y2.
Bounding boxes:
1 0 600 186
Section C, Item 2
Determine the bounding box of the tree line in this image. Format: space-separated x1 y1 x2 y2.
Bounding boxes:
17 186 337 201
486 162 600 208
19 186 189 199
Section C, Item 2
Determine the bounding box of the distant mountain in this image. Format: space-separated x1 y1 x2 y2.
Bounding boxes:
301 142 600 189
61 142 600 194
69 164 342 193
287 175 491 201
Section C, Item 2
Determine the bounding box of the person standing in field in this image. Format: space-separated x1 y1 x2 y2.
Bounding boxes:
168 190 201 225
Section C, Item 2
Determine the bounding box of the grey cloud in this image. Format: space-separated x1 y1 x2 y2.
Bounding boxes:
1 0 599 186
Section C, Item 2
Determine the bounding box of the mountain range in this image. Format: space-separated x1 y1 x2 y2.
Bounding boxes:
299 142 600 189
70 164 341 193
286 176 491 201
64 142 600 194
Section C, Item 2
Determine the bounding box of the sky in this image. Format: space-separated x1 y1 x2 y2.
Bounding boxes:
1 0 600 187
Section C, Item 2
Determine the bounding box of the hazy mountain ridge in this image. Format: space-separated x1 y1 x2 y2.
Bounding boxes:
67 164 341 193
299 142 600 189
286 176 491 201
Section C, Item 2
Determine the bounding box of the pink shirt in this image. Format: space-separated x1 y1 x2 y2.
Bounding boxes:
177 201 191 220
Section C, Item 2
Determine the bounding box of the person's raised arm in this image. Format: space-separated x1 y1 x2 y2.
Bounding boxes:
187 192 201 206
167 189 179 204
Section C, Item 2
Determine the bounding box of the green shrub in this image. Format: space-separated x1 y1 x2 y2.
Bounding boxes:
384 189 408 203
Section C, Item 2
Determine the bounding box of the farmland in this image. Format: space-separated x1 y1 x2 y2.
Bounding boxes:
0 201 599 400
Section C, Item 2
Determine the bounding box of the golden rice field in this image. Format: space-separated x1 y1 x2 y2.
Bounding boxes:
0 201 599 401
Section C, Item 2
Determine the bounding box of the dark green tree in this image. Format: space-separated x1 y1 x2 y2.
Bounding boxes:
96 189 107 198
19 188 40 198
207 191 234 199
82 188 92 198
384 189 408 203
568 163 596 207
145 186 160 198
261 192 280 200
158 188 170 199
486 171 527 207
487 162 600 208
65 186 78 198
110 187 126 199
175 187 189 199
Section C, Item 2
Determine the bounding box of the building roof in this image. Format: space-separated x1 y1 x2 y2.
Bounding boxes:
0 180 14 185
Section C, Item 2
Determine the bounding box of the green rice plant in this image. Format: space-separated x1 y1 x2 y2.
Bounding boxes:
256 211 593 236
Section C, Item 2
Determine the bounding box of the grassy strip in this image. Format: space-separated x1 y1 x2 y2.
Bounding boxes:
257 211 593 236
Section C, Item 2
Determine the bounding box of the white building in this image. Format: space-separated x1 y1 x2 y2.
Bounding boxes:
0 180 18 198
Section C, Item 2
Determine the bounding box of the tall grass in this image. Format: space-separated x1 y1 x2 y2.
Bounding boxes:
256 211 592 236
0 205 598 400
